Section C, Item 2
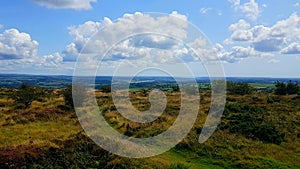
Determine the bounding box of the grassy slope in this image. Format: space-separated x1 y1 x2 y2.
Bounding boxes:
0 88 299 168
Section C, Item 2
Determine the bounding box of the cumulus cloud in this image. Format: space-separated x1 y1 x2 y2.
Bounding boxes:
0 24 3 29
0 29 39 60
217 45 273 63
228 0 261 21
240 0 260 21
281 43 300 54
0 28 65 73
229 19 251 31
218 13 300 63
225 13 300 52
39 52 63 67
32 0 97 10
63 12 194 64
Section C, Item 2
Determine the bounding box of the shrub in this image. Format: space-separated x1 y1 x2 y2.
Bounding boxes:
11 83 45 109
221 104 285 144
168 163 190 169
227 81 254 95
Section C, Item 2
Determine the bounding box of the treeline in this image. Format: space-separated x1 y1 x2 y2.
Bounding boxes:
274 80 299 95
8 80 300 109
213 80 299 95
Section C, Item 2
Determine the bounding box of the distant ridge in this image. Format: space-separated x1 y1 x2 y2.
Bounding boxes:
0 74 299 89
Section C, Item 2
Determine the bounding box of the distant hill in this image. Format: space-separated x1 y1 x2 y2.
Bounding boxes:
0 74 299 89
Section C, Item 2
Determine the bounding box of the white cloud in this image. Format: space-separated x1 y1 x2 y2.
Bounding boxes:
0 24 3 29
200 8 212 14
240 0 260 21
228 19 253 41
229 19 251 31
32 0 97 10
0 29 39 60
217 45 273 63
294 3 300 7
281 43 300 54
226 13 300 52
228 0 261 21
39 52 63 67
219 13 300 63
63 12 192 64
231 30 253 41
0 28 66 73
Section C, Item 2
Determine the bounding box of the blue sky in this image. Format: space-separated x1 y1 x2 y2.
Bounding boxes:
0 0 299 77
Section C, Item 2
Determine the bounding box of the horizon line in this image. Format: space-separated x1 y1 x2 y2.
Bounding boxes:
0 73 300 79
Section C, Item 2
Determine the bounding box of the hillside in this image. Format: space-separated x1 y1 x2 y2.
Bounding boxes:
0 78 299 168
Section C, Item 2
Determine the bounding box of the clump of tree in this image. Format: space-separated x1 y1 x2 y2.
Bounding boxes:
227 81 255 95
274 81 299 95
11 83 45 109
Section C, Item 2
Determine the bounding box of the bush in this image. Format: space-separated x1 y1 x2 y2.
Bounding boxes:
221 104 285 144
227 81 254 95
11 83 45 109
168 163 190 169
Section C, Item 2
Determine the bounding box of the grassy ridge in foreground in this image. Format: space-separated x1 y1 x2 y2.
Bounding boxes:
0 86 299 168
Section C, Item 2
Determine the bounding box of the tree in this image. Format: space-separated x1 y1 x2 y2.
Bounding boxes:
274 81 287 95
227 81 254 95
274 81 299 95
171 84 180 92
286 80 299 95
12 83 45 109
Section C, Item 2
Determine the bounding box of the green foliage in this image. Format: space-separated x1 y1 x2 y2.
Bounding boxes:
221 104 285 144
0 82 299 168
274 81 287 95
11 83 45 108
274 81 299 95
171 84 180 92
227 81 254 95
101 85 111 93
168 163 190 169
286 80 299 94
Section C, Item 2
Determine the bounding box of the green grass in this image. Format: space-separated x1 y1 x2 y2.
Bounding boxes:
0 87 299 168
0 119 81 148
249 83 275 89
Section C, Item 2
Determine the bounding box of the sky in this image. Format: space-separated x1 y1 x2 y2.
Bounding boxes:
0 0 300 77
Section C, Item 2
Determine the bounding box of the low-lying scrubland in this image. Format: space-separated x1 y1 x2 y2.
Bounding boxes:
0 83 299 168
